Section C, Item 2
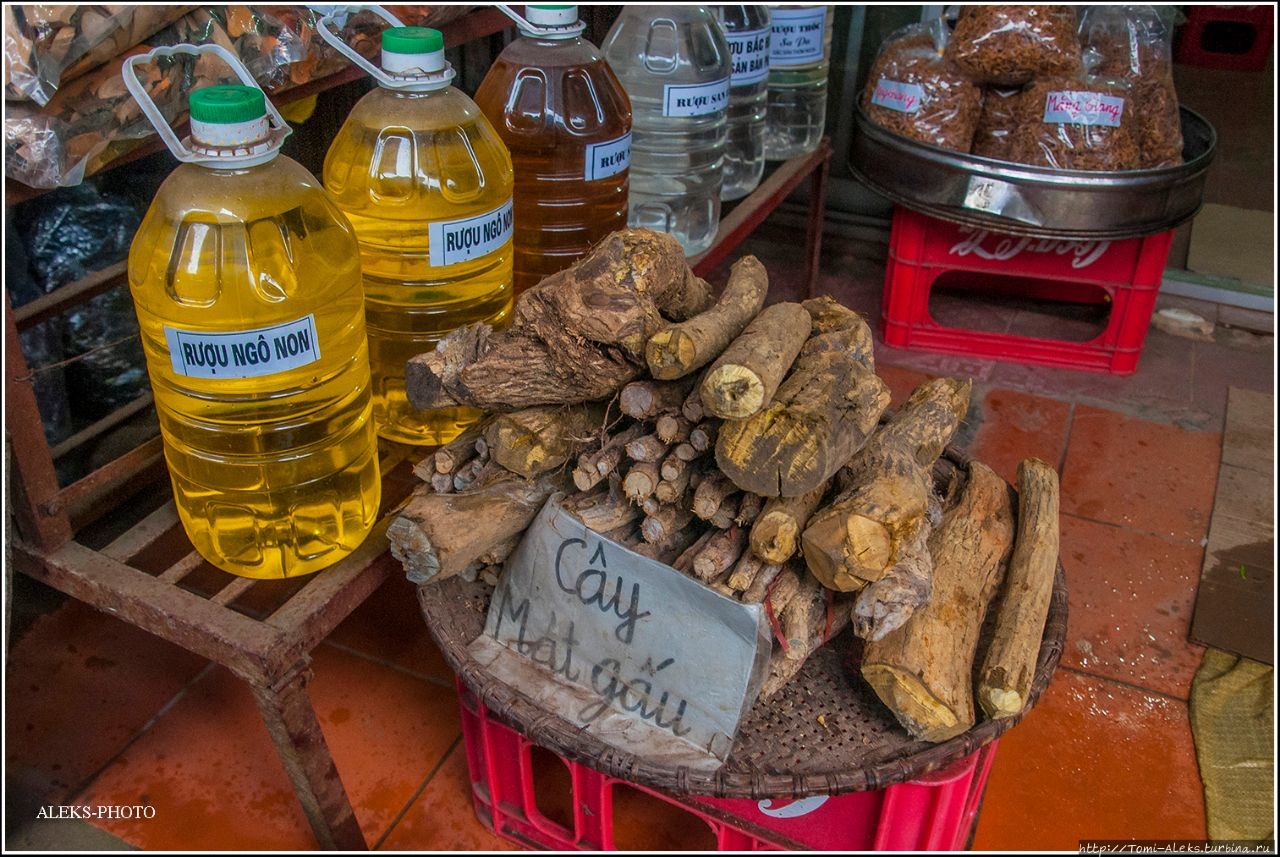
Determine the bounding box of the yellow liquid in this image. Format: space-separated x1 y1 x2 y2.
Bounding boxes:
475 35 632 296
127 156 381 579
324 85 515 445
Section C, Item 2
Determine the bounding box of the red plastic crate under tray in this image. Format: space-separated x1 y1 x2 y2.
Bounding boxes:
881 207 1175 375
457 678 998 851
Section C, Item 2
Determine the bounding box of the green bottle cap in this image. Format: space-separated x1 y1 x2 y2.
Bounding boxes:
188 85 266 124
382 26 444 55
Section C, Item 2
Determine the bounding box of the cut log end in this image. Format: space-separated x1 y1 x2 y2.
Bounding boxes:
979 684 1024 720
861 663 966 743
701 365 765 419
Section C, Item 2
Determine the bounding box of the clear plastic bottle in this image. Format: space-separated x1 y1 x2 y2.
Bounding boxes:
714 5 771 200
601 6 732 255
764 4 834 160
322 26 514 445
475 5 632 296
126 82 380 579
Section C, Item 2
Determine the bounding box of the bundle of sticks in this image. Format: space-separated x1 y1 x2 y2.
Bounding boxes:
390 228 1061 741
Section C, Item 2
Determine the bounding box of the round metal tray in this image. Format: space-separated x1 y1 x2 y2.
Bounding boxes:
850 103 1217 240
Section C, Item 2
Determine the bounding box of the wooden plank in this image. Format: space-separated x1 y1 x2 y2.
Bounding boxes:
11 539 290 684
102 502 180 562
1189 389 1275 664
263 517 398 652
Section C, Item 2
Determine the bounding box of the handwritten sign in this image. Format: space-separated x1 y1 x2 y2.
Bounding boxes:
470 496 771 768
1042 90 1125 127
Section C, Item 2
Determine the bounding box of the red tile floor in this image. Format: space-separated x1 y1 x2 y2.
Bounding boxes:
4 219 1274 851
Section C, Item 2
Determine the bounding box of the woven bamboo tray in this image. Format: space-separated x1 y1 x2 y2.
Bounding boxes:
417 448 1068 799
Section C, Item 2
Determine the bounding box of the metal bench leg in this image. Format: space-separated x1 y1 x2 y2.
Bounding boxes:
250 661 367 850
804 146 832 298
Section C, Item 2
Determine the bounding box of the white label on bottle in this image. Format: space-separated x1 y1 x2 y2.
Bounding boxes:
164 315 321 380
1042 91 1125 127
428 198 515 267
662 78 731 117
584 132 632 181
725 27 770 85
870 78 925 114
769 7 827 67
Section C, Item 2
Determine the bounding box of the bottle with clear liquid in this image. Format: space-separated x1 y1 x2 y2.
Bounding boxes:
601 6 732 255
320 24 514 446
714 5 771 200
475 5 632 296
764 4 833 160
123 59 380 579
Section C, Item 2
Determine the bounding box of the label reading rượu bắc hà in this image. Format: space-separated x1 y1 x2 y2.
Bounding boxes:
427 198 514 268
164 315 321 380
769 6 826 67
662 78 730 118
584 132 631 181
725 27 770 86
871 79 925 114
1043 91 1124 127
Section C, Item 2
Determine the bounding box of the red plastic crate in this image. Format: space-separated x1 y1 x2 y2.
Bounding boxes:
881 207 1175 375
457 678 998 851
1175 5 1274 72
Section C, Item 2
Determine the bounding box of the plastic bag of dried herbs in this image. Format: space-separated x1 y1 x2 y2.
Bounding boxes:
947 5 1082 87
862 19 982 153
971 84 1022 160
1006 73 1141 171
1077 4 1183 168
3 5 193 105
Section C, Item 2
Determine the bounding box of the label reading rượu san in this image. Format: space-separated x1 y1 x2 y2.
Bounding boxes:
585 133 632 181
428 198 515 267
663 78 731 118
164 315 320 380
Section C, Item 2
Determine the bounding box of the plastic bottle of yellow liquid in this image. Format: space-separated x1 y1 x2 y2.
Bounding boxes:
475 4 632 296
122 46 380 579
318 18 515 445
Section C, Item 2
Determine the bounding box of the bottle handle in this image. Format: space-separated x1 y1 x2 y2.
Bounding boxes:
495 4 586 38
313 4 456 88
122 43 290 164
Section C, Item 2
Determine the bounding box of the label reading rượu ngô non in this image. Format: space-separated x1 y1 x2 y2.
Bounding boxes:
164 315 321 379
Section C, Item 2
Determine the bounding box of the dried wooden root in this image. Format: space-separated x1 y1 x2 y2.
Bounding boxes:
572 423 647 491
563 481 640 534
802 377 971 592
700 301 811 419
716 297 889 498
485 403 605 479
619 377 696 420
646 256 770 380
413 421 488 482
388 468 568 585
760 590 854 698
850 498 936 642
861 461 1015 743
622 461 661 503
749 481 828 564
978 458 1060 719
690 525 747 583
406 229 712 412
